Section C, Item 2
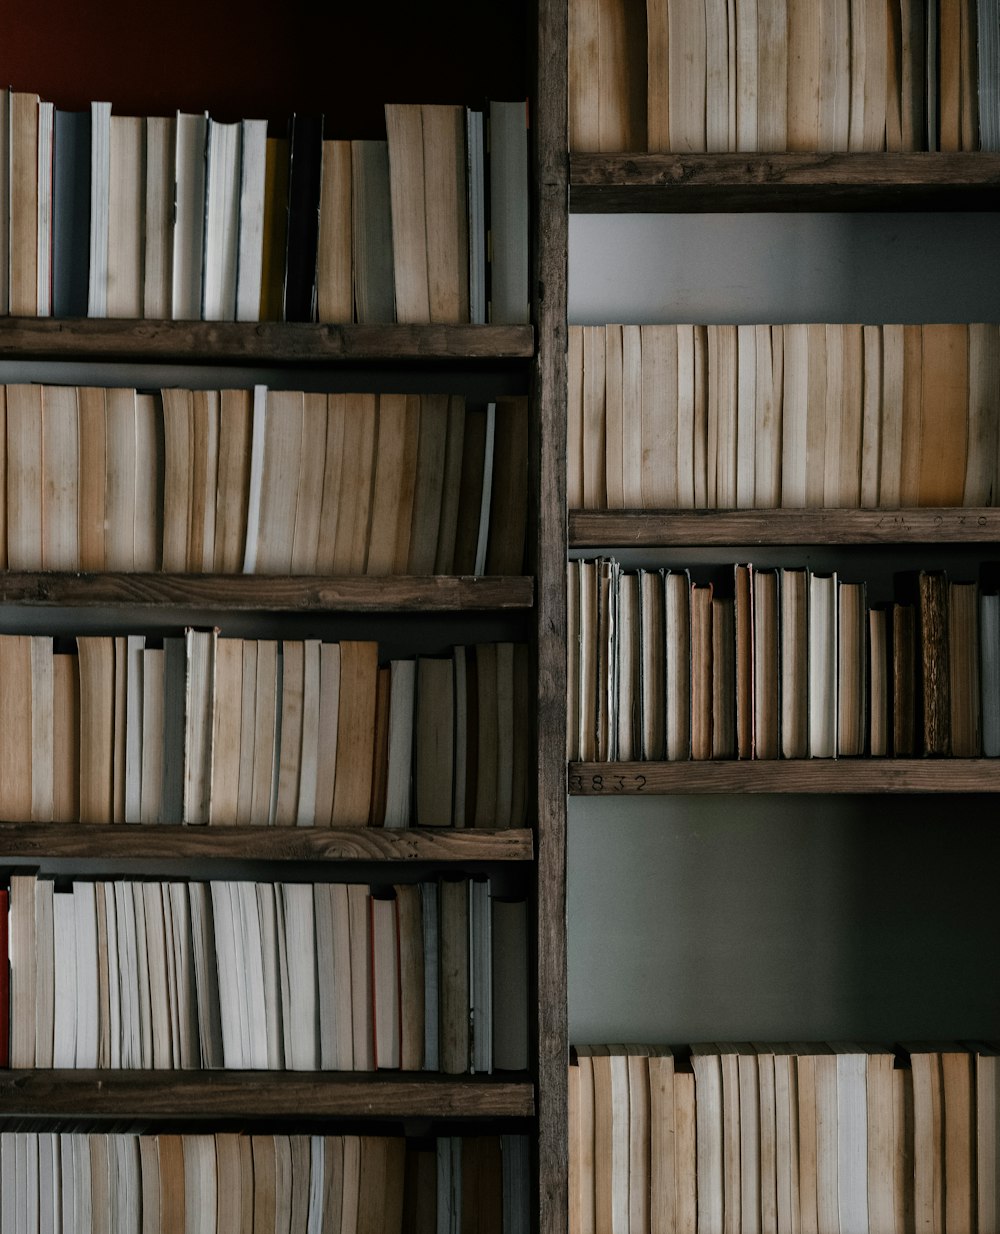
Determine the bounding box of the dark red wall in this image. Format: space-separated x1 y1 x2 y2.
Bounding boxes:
1 0 530 134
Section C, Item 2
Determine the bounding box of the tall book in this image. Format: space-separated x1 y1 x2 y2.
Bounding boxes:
51 108 91 318
488 102 529 325
172 112 208 320
283 114 324 322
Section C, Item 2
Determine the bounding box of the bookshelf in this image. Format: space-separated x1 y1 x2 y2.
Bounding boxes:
0 0 569 1228
564 3 1000 1228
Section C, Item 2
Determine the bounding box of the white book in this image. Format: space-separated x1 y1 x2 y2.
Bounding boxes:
835 1049 869 1233
59 1133 75 1232
36 101 53 316
131 882 153 1069
307 1137 325 1234
808 571 839 758
74 883 99 1068
210 882 242 1068
115 881 142 1068
73 1134 92 1234
279 883 318 1070
125 635 144 823
256 883 285 1069
34 878 55 1068
202 119 241 321
236 881 269 1069
29 635 53 822
172 111 208 320
236 119 268 321
52 890 77 1067
87 101 112 318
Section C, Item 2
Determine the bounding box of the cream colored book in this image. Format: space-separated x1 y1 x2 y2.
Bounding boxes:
313 642 341 827
78 385 108 570
250 640 278 826
421 104 468 322
289 392 327 575
316 140 352 323
134 392 161 571
332 393 377 574
640 324 678 507
757 0 788 151
255 389 303 574
966 323 1000 505
704 0 731 153
787 0 821 150
296 640 321 826
315 393 347 574
668 0 707 150
331 642 378 826
10 91 39 316
860 325 883 506
183 628 217 826
582 326 607 508
214 389 252 572
385 104 429 322
818 0 851 150
804 323 828 507
676 325 699 508
144 116 175 319
781 325 808 506
161 387 193 572
567 326 585 508
188 389 220 572
107 116 144 319
570 0 601 150
736 324 757 509
899 323 923 505
754 324 782 508
274 641 304 826
919 323 969 506
40 383 79 569
619 324 643 507
6 383 43 569
104 387 138 570
604 324 625 508
597 0 647 150
879 323 905 507
52 648 80 823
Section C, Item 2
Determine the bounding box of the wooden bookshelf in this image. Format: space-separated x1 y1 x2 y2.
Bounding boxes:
569 760 1000 795
0 572 534 612
0 1072 535 1120
569 508 1000 547
570 151 1000 212
0 823 533 862
0 318 535 363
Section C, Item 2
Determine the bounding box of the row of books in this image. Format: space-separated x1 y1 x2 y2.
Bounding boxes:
570 0 997 153
1 90 529 324
6 874 528 1075
0 384 527 576
0 632 529 828
0 1132 529 1233
569 559 999 761
568 323 1000 512
569 1042 1000 1234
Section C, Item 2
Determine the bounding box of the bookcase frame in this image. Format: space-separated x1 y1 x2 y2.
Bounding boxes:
0 1 571 1229
561 23 1000 1234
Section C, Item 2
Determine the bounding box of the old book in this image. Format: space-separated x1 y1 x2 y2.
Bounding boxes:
781 324 809 507
144 115 175 319
690 582 713 760
351 140 395 324
297 640 322 826
616 572 641 761
949 579 981 757
213 389 252 572
7 383 43 569
966 324 1000 505
690 1045 725 1232
861 325 883 506
367 393 418 576
274 641 304 826
409 395 450 574
332 642 379 826
140 646 165 823
918 570 951 755
52 107 91 318
78 637 114 823
40 384 79 570
347 884 374 1071
161 387 194 572
10 91 40 316
107 115 144 319
250 640 278 825
892 595 919 756
899 323 923 505
52 648 80 822
283 114 324 322
869 606 891 757
665 569 691 760
77 385 107 570
255 389 303 574
711 594 736 759
880 323 905 507
439 878 470 1075
184 628 217 825
808 572 838 758
370 892 401 1071
313 643 341 827
639 325 677 508
316 140 352 323
332 393 377 575
668 0 707 150
745 568 774 761
285 390 326 572
259 137 290 321
837 581 867 756
280 883 319 1070
780 568 809 759
202 119 241 321
385 104 429 322
488 101 530 324
235 119 268 323
104 387 137 571
416 656 455 826
172 112 208 320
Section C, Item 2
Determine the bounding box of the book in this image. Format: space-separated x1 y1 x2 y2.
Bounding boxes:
283 114 324 322
106 115 144 318
51 108 91 318
315 139 352 323
351 140 395 323
10 90 40 316
172 112 209 320
488 102 529 325
202 119 242 321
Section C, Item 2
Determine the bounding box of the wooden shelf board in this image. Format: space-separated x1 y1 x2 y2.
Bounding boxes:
569 508 1000 547
0 572 534 612
569 760 1000 794
570 152 1000 212
0 823 533 862
0 318 535 362
0 1072 535 1119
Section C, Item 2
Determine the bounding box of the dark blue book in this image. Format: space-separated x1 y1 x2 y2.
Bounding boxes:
51 108 91 319
283 113 324 322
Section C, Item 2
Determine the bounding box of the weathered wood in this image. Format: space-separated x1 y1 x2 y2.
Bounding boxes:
570 152 1000 212
0 822 533 862
0 318 534 361
569 760 1000 794
0 572 533 611
534 0 570 1230
0 1072 535 1119
570 507 1000 546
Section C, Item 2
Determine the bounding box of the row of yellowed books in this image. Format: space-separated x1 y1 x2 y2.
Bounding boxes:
0 1133 528 1232
568 324 999 511
569 559 993 761
8 873 528 1075
0 632 529 828
570 1042 1000 1234
3 89 528 325
571 0 993 153
0 384 527 576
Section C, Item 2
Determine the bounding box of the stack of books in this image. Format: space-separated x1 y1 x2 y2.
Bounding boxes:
6 873 528 1074
568 323 999 512
0 1132 530 1233
569 558 1000 761
570 0 998 152
0 384 528 576
2 90 528 324
570 1042 1000 1234
0 632 530 828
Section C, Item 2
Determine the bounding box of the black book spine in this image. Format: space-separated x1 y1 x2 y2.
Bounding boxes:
283 114 324 323
52 109 91 319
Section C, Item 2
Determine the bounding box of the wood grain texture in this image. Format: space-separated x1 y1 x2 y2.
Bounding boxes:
569 508 1000 546
0 572 534 611
0 1071 535 1118
534 0 570 1230
0 822 533 861
0 318 534 361
570 152 1000 212
569 760 1000 794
